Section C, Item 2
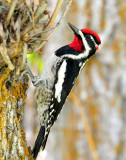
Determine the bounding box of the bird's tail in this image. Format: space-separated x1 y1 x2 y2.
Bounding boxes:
32 126 50 159
32 126 45 159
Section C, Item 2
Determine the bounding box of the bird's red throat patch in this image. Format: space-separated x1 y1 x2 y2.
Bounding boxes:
68 35 84 52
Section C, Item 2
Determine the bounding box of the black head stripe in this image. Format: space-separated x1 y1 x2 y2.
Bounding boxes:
85 35 96 50
92 35 101 45
82 32 100 45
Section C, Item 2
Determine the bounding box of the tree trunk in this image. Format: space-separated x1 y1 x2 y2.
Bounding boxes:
0 0 49 159
0 0 71 159
0 65 33 159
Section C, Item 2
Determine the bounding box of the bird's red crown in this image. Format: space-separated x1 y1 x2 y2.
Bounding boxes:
81 28 101 43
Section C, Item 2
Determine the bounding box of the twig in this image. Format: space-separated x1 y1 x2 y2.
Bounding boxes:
27 8 49 39
0 22 15 70
14 15 21 43
6 0 18 25
20 43 28 72
32 4 35 33
0 43 15 71
34 1 47 21
21 2 47 37
69 92 100 160
46 0 64 29
29 27 53 38
34 0 72 51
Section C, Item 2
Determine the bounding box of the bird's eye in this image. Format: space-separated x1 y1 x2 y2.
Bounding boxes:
86 35 90 39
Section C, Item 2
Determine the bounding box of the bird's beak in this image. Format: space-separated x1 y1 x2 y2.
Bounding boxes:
68 22 80 35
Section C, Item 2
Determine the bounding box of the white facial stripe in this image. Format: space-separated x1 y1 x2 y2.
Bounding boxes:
63 53 88 59
90 35 95 43
90 35 97 47
79 30 91 51
63 30 91 60
55 60 67 102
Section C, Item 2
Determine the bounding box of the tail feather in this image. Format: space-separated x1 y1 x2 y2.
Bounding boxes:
32 126 45 159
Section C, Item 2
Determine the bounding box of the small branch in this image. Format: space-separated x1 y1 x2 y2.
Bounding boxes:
46 0 64 29
0 44 15 71
0 22 15 70
14 15 21 43
69 92 100 160
6 0 19 25
19 43 28 72
21 2 47 37
34 1 47 21
34 0 72 51
29 25 52 39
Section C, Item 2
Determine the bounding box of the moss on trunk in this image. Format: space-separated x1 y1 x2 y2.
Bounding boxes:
0 66 34 159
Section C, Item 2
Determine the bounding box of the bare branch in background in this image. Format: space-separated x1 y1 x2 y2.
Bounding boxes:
46 0 64 29
34 0 73 51
69 92 100 160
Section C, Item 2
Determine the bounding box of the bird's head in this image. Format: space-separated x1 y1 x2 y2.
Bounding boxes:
68 23 101 57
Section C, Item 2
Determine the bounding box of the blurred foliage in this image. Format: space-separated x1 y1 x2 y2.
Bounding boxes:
27 53 44 73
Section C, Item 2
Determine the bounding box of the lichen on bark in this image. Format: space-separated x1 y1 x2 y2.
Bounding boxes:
0 65 34 159
0 0 72 159
0 0 49 159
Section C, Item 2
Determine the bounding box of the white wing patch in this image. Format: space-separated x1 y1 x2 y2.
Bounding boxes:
55 60 67 103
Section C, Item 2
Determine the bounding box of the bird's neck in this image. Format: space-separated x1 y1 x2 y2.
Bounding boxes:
68 35 84 52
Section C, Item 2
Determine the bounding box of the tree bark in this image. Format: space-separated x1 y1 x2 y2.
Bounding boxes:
0 0 72 159
0 0 48 159
0 65 33 159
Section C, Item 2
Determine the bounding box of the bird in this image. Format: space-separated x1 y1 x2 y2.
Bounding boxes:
20 22 101 159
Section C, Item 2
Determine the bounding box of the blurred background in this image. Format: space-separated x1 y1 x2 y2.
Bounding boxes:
23 0 126 159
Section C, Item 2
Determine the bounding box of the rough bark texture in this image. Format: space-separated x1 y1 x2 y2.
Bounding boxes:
0 0 72 159
0 0 49 159
0 65 33 159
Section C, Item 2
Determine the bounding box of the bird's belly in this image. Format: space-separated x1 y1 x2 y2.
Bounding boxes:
35 85 53 126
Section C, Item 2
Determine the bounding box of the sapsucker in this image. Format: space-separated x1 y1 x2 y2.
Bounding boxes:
20 22 101 159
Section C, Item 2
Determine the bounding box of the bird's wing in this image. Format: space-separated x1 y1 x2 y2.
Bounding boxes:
51 58 80 122
32 58 80 156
